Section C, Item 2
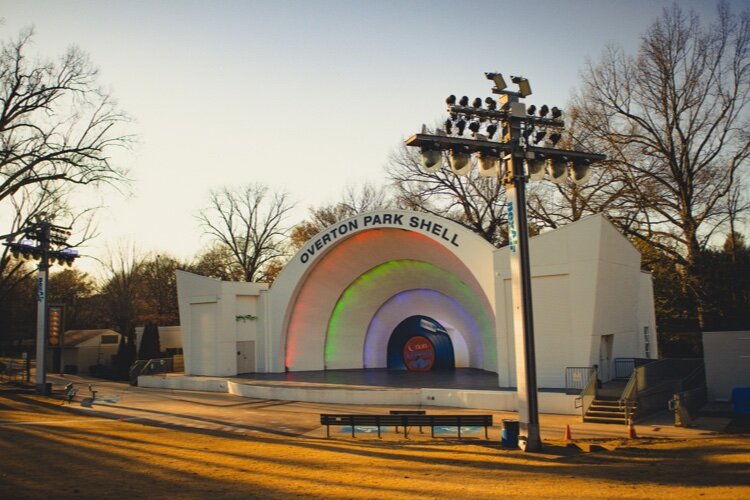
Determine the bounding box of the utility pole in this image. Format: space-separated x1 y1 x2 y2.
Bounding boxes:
405 72 605 451
3 220 79 394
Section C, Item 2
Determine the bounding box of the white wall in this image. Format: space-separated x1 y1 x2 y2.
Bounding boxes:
176 271 267 377
494 215 656 389
703 331 750 401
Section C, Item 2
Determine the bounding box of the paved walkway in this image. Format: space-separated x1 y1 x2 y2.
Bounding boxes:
38 374 731 443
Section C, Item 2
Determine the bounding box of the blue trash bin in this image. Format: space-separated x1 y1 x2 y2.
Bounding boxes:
732 387 750 415
501 419 519 448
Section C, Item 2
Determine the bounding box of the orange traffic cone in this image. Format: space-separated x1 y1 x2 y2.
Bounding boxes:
627 416 637 439
563 424 572 443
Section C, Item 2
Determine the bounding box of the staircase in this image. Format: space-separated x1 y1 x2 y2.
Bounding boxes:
583 379 632 424
583 396 633 424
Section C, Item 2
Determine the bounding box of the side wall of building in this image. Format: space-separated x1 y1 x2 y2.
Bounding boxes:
703 331 750 401
175 271 267 377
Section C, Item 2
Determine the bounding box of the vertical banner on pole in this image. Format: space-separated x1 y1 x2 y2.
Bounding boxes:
506 184 529 424
506 161 542 451
35 269 48 393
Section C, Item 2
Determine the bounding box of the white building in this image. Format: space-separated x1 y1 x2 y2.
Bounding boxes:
47 329 122 375
174 210 657 393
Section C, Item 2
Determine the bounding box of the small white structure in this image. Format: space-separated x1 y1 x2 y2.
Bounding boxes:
47 329 122 375
703 331 750 401
175 273 267 377
175 210 657 393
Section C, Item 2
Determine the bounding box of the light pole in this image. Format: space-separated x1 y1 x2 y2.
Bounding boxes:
405 72 604 451
3 221 79 394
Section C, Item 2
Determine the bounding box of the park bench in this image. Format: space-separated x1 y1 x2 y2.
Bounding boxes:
320 413 492 439
389 409 426 433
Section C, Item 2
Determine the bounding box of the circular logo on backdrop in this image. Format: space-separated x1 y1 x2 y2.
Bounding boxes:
403 336 435 371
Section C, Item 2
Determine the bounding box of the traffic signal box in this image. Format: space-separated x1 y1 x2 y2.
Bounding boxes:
48 306 63 347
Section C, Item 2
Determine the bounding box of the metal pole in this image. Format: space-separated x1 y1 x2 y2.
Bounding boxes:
505 156 542 452
34 222 50 395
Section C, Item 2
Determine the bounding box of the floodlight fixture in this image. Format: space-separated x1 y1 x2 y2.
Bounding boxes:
444 119 453 135
546 157 568 184
459 95 469 106
446 95 457 105
485 97 497 110
549 132 562 146
486 123 498 139
472 97 482 108
479 150 501 177
534 130 547 144
527 154 546 180
420 147 443 173
456 118 467 136
449 147 472 176
569 158 593 185
468 121 481 136
539 105 549 118
527 105 537 115
485 72 507 91
551 106 563 119
510 75 532 97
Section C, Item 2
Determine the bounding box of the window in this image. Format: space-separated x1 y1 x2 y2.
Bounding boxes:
643 327 650 358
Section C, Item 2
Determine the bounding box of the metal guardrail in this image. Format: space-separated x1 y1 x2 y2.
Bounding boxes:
129 357 174 385
0 359 28 382
574 371 598 419
614 357 655 379
566 366 595 394
618 358 704 421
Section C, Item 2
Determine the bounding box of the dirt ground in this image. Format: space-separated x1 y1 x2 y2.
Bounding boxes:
1 387 749 499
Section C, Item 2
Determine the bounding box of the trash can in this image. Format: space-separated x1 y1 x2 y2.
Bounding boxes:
501 419 519 448
732 387 750 415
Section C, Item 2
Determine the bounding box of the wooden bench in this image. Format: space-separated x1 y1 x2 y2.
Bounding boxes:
320 413 493 439
389 409 426 433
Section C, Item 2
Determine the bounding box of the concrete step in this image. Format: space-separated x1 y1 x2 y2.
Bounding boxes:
591 399 621 407
583 415 629 424
586 410 627 419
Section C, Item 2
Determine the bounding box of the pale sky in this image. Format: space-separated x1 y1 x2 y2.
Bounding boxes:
1 0 744 276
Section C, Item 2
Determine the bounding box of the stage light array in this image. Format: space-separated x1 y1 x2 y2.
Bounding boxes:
409 73 603 184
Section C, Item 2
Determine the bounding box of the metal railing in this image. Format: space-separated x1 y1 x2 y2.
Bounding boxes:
565 366 595 394
129 357 174 386
574 370 599 419
618 358 704 421
614 357 655 379
0 359 28 382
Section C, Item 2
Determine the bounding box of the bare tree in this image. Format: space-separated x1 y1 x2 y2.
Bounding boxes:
140 253 182 326
290 182 394 250
197 183 295 282
0 27 130 308
189 243 245 282
99 243 145 337
0 28 131 204
526 107 630 230
572 2 750 326
386 142 508 246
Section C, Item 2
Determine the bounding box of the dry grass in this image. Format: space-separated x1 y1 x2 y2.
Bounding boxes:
1 389 749 499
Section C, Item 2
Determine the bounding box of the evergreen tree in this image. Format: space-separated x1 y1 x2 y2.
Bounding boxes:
138 322 162 360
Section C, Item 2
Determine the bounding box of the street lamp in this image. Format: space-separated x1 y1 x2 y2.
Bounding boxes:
2 220 79 394
405 72 605 452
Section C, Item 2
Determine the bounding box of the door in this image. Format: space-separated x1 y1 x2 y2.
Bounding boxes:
236 341 255 374
599 334 614 382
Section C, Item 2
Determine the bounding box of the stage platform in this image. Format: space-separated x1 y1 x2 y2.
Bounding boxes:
237 368 507 390
139 368 580 415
